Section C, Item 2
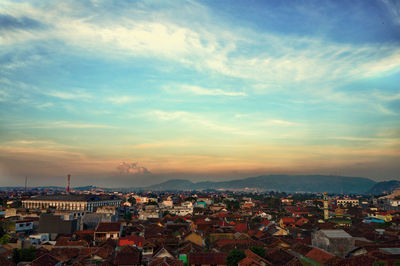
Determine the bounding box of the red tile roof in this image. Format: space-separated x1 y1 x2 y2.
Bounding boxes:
118 235 145 247
305 248 335 264
31 254 61 266
113 246 141 265
189 252 226 265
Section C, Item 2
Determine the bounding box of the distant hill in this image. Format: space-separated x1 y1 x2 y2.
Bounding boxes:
146 179 196 191
368 180 400 195
142 175 377 194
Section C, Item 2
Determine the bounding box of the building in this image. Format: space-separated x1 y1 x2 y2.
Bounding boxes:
38 213 79 235
94 222 122 241
336 199 359 207
312 229 354 258
22 194 121 212
14 219 34 233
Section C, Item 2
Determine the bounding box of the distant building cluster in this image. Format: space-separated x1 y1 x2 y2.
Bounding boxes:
0 187 399 265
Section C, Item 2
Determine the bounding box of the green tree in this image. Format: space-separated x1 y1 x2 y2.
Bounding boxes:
227 249 245 266
123 211 132 222
249 246 265 258
12 247 36 263
0 234 10 244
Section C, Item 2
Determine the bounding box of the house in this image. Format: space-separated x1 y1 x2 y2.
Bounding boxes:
15 220 34 233
238 249 271 266
94 222 122 241
118 235 145 247
31 253 62 266
29 233 50 245
280 217 296 228
150 257 183 266
183 231 203 247
113 246 141 266
188 252 226 266
312 229 354 258
305 248 336 265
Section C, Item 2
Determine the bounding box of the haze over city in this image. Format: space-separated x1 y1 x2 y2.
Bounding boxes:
1 0 400 187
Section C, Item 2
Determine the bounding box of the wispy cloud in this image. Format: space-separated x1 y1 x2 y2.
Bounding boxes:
264 119 300 126
45 90 92 100
31 121 116 129
148 110 254 135
107 95 137 104
177 84 246 96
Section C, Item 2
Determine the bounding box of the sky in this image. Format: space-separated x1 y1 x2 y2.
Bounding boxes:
0 0 400 187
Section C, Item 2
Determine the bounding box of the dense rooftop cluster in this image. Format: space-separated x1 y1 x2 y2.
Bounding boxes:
0 187 399 265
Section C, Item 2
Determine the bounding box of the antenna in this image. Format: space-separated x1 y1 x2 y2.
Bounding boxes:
67 174 71 193
25 176 27 192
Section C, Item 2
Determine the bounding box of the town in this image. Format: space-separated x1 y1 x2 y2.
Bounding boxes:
0 183 399 265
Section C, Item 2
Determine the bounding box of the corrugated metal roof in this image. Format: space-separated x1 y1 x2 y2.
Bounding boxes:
321 229 352 238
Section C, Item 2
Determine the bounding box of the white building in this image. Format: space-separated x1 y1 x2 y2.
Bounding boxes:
336 199 359 207
22 194 121 212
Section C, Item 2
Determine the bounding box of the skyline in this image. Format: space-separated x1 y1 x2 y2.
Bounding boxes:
1 0 400 187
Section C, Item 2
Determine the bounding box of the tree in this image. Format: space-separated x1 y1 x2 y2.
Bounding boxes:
123 211 132 222
0 234 10 244
12 247 36 263
251 217 262 224
249 246 265 258
224 200 240 211
127 197 136 205
226 249 245 266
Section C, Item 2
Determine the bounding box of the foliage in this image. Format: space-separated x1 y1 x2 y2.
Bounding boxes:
0 234 10 244
175 217 185 223
12 247 37 263
251 216 262 224
147 201 158 205
249 246 265 258
0 222 5 237
226 249 246 266
123 211 132 222
373 261 386 266
224 200 240 211
127 197 136 205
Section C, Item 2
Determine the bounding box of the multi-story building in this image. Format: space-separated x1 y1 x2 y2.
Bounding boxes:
336 199 359 207
22 194 121 212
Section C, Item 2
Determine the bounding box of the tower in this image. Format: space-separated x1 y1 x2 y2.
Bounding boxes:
323 192 329 220
67 174 71 193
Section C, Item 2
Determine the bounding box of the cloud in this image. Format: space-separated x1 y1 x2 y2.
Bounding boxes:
117 162 151 175
45 90 92 100
107 95 137 104
31 121 116 129
381 0 400 25
0 13 44 30
264 119 300 126
148 110 256 135
36 102 53 109
178 84 246 96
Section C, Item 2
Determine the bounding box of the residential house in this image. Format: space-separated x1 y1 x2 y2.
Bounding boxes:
94 222 122 241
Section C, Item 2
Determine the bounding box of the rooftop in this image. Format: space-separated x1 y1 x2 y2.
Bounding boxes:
321 229 352 238
26 194 120 202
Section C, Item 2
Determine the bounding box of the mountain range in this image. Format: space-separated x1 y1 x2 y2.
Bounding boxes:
142 174 378 194
2 175 399 194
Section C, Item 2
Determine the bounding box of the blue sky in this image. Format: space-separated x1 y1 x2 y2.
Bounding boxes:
0 0 399 187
